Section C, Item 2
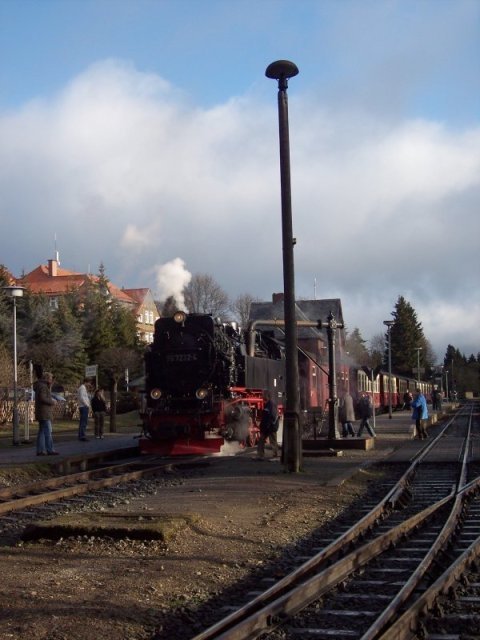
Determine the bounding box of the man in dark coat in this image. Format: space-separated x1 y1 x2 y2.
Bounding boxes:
357 393 376 438
257 391 279 459
33 371 59 455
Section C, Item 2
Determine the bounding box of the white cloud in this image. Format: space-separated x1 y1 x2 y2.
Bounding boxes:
0 60 478 358
120 222 161 251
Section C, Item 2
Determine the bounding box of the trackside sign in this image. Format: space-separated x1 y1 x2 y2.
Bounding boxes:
85 365 98 378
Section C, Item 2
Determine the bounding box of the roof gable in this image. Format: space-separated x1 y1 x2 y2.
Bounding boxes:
249 297 344 341
21 262 135 305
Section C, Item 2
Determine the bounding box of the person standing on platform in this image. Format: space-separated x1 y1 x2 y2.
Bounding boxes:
77 379 91 441
357 393 376 438
411 388 428 439
91 388 107 439
34 371 59 456
257 391 279 459
339 391 356 437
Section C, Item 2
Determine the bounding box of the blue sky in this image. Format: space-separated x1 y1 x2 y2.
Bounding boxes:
2 0 478 120
0 0 479 360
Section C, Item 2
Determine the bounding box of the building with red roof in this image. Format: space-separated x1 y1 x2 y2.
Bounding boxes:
20 258 159 343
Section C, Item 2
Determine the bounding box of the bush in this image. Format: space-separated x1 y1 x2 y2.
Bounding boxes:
115 392 139 414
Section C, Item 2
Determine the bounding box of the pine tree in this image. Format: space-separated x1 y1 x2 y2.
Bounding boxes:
387 296 428 376
345 327 369 365
80 268 116 362
443 345 479 397
51 295 87 385
110 301 140 349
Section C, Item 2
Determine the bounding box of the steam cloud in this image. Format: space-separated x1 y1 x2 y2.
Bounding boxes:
154 258 192 311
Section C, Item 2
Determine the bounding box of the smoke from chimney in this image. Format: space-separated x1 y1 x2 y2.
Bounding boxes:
154 258 192 311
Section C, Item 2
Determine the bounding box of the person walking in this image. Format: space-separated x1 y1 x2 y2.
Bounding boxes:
77 378 91 441
91 388 107 439
339 391 356 437
257 391 279 459
411 388 429 439
402 390 413 411
33 371 59 456
357 393 376 438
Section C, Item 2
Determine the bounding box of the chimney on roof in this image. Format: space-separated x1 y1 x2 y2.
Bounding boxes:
48 259 58 277
272 293 284 304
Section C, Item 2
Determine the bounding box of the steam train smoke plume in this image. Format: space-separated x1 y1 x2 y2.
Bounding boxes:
154 258 192 311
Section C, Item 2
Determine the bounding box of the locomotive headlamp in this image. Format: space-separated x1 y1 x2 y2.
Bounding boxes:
196 388 208 400
150 388 162 400
173 311 186 324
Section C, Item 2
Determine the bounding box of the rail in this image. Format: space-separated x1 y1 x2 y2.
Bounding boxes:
191 402 479 640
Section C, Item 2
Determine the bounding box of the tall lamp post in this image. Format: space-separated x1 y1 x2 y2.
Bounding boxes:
3 285 25 446
415 347 422 385
266 59 301 473
383 320 394 419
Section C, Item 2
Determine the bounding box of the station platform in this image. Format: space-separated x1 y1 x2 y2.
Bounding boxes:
0 406 455 482
0 427 141 469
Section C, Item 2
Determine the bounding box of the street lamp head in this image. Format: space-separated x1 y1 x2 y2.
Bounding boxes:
383 320 394 328
2 285 25 298
265 60 299 81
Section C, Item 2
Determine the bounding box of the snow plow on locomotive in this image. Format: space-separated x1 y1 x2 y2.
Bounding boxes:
140 312 285 455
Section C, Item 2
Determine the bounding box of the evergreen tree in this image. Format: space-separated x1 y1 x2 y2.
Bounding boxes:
110 301 140 349
19 293 84 386
443 344 479 397
80 268 116 362
345 327 369 365
50 295 87 385
386 296 429 376
20 293 61 346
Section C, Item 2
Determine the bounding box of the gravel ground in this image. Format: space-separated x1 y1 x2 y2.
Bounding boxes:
0 452 392 640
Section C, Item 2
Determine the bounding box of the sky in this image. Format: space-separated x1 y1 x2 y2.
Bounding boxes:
0 0 479 362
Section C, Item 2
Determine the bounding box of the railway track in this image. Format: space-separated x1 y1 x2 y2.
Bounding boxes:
192 402 480 640
0 455 206 543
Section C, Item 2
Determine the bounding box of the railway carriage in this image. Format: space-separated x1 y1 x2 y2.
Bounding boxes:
352 367 433 414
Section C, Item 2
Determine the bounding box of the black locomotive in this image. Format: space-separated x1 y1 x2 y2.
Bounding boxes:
141 311 285 455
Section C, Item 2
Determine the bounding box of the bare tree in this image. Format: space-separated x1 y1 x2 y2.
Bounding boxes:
368 333 385 368
230 293 260 328
183 273 230 318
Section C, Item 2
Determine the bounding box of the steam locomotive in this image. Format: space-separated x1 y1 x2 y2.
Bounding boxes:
140 312 285 455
